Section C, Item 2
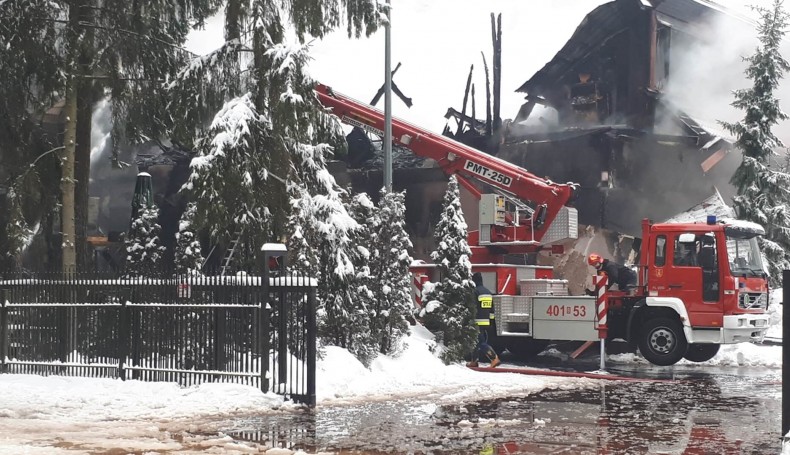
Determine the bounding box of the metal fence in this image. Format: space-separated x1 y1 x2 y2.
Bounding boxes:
0 273 317 406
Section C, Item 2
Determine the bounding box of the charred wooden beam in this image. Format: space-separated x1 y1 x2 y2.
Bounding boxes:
482 52 492 136
457 64 474 136
444 107 486 130
492 13 502 133
471 83 477 125
514 100 536 124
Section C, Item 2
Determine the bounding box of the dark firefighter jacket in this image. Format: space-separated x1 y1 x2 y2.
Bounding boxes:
598 259 637 290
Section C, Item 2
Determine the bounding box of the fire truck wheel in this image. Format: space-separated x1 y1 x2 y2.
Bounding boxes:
683 343 720 362
638 317 688 366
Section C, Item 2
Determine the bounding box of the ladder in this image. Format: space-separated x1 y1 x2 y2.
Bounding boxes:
220 230 243 277
490 187 535 219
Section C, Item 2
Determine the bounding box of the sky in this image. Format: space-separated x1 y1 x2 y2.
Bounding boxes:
187 0 614 133
0 302 784 454
184 0 789 141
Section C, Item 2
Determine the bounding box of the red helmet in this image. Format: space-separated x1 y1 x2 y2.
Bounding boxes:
588 253 603 266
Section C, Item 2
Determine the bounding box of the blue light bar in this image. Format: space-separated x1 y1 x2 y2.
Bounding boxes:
706 215 717 225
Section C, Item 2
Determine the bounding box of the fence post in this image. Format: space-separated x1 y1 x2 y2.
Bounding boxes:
1 288 8 374
130 285 140 381
262 244 288 389
214 307 225 375
65 271 77 367
58 299 69 372
260 271 270 394
278 285 288 386
306 283 316 408
118 295 129 381
783 270 789 442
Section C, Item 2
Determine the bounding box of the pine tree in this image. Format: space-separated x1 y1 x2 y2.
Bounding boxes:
721 0 790 285
170 2 387 361
419 176 477 364
125 206 166 278
368 189 414 356
341 191 378 365
287 183 360 348
0 1 65 270
182 93 273 260
169 1 383 262
174 202 204 276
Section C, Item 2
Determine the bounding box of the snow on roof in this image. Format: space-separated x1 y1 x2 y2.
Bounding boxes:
686 116 737 147
721 217 766 236
261 243 288 252
663 189 735 223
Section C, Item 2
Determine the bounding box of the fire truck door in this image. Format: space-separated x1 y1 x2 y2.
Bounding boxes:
666 233 722 327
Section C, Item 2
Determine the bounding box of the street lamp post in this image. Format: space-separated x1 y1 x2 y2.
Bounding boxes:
383 0 393 192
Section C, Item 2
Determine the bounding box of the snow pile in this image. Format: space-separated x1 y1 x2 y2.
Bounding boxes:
317 324 589 405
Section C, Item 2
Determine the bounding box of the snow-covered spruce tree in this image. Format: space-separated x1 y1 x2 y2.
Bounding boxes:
368 189 414 356
169 1 384 267
721 0 790 285
181 93 274 269
125 206 166 278
285 180 359 342
0 1 64 270
336 191 379 365
419 176 477 364
174 202 204 276
170 3 388 361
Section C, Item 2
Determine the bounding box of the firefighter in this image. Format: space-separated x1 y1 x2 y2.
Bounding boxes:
586 253 637 293
467 272 501 368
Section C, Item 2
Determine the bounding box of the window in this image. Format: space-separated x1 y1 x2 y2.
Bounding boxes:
673 233 699 267
655 235 666 267
726 235 763 277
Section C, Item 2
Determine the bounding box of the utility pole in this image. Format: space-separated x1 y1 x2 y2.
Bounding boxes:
383 0 393 191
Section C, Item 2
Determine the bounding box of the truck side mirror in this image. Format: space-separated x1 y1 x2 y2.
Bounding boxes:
534 204 547 229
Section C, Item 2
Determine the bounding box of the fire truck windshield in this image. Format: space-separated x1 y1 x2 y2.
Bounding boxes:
726 235 764 277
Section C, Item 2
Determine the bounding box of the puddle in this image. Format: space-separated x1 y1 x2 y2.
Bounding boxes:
225 371 781 454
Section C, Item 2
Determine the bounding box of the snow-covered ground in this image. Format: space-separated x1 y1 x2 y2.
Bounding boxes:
1 291 784 454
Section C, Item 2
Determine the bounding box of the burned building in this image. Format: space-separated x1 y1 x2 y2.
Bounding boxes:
338 0 752 264
500 0 748 237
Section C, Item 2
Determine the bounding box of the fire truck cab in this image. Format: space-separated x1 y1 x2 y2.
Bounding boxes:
630 216 770 363
491 216 770 366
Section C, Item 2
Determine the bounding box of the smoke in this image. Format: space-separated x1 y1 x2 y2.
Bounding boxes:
89 97 139 235
661 5 790 147
90 97 112 170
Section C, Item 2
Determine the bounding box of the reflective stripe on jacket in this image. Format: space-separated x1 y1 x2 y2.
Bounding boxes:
475 293 493 326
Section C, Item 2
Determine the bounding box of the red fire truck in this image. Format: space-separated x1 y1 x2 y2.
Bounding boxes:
315 84 770 366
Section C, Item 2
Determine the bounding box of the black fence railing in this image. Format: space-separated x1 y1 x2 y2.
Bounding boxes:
0 273 317 406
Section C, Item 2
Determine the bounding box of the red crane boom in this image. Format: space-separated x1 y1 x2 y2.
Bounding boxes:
315 84 578 260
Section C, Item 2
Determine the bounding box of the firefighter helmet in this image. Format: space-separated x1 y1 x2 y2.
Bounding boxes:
588 253 603 267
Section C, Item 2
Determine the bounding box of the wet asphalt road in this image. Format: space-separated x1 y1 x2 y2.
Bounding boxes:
224 354 782 454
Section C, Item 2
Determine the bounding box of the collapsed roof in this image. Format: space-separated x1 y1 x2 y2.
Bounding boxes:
662 188 735 223
511 0 748 151
517 0 748 95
